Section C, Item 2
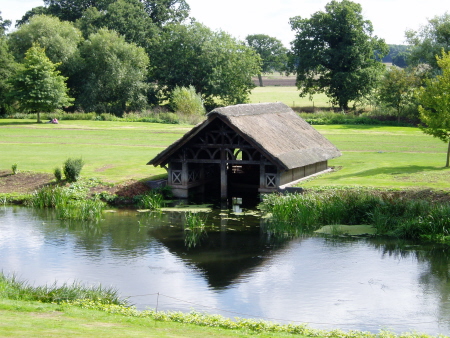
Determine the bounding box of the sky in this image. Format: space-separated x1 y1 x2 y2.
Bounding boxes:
0 0 448 47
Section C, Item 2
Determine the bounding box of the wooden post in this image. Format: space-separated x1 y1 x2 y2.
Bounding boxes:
220 149 227 200
181 161 188 186
259 162 265 189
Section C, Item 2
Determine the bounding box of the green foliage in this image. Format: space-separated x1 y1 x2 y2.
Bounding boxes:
77 28 150 115
376 67 423 123
289 0 388 110
260 189 450 241
245 34 288 86
0 35 18 115
184 212 207 248
63 157 84 182
416 50 450 167
382 45 410 68
8 43 74 122
54 167 62 181
11 163 18 174
8 15 83 76
0 272 124 305
149 22 261 108
135 191 164 209
406 13 450 72
170 85 205 116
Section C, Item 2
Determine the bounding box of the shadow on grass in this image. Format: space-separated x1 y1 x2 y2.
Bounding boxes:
332 124 416 130
335 165 450 179
0 121 39 126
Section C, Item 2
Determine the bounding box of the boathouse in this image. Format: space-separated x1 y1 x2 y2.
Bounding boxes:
148 102 341 199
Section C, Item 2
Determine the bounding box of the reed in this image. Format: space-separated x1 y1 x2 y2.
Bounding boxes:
260 189 450 241
0 273 125 305
27 185 105 221
184 212 207 248
136 191 164 210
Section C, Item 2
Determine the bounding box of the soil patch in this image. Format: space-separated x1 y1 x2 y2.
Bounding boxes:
0 170 151 198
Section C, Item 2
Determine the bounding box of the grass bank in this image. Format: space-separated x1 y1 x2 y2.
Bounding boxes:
0 273 445 338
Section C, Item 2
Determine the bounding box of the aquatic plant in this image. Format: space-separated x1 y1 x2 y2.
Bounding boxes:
136 191 164 210
184 212 207 248
0 273 124 305
260 188 450 241
27 185 105 221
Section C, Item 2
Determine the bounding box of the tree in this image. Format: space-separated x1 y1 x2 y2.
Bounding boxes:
8 15 83 76
43 0 115 22
149 23 261 108
406 13 450 72
416 50 450 167
77 28 149 114
9 44 73 122
289 0 388 110
75 0 159 49
16 7 50 27
0 11 11 34
245 34 288 87
141 0 190 26
377 67 422 122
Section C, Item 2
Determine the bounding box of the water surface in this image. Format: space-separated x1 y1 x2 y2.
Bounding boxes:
1 206 449 335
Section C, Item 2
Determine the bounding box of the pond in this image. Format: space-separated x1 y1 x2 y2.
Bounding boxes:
1 205 450 336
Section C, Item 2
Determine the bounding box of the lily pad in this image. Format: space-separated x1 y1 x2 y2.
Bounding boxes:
314 224 376 236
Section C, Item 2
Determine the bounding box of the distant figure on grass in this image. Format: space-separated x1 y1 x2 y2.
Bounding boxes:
47 118 59 124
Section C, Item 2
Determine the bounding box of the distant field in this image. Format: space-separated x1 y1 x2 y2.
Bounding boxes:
1 120 449 190
250 86 333 109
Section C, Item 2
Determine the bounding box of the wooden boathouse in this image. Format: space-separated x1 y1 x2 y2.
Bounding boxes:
148 102 341 199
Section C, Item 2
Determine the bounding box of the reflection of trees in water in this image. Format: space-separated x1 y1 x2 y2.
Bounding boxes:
369 238 450 328
147 209 293 289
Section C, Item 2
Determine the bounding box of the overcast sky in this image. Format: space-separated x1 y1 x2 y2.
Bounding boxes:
1 0 448 47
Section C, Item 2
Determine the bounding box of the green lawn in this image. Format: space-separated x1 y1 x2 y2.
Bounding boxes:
302 125 450 190
250 86 332 108
0 119 191 182
1 120 449 190
0 300 284 338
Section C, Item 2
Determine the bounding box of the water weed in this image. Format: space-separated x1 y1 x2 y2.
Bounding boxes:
184 212 207 248
136 191 164 209
260 188 450 241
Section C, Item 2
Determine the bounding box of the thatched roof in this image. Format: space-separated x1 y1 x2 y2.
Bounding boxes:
148 102 341 170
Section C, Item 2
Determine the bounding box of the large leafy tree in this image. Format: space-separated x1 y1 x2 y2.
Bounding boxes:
43 0 114 22
406 13 450 72
8 15 83 77
289 0 388 110
377 67 423 122
76 0 159 49
77 28 149 114
245 34 288 87
0 12 17 115
150 23 261 108
9 44 73 122
416 50 450 167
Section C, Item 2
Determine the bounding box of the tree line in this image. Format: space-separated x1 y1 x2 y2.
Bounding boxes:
0 0 449 136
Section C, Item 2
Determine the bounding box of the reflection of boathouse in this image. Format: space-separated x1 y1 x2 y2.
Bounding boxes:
148 102 341 199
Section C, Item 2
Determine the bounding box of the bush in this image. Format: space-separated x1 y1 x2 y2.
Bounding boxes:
54 167 62 181
170 86 206 116
63 158 84 182
11 163 18 175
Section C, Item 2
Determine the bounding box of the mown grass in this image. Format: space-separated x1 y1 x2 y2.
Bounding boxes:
1 120 449 191
250 86 333 109
0 119 191 182
301 125 450 190
1 272 444 338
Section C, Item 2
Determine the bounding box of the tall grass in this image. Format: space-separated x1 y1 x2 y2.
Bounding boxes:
27 185 105 221
184 212 207 248
260 189 450 241
135 191 164 210
0 273 125 305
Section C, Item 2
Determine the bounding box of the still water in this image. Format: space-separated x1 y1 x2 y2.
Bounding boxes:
1 205 450 335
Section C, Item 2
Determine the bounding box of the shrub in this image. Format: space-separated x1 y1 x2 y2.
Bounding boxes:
63 158 84 182
170 85 206 116
54 167 62 181
11 163 18 175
